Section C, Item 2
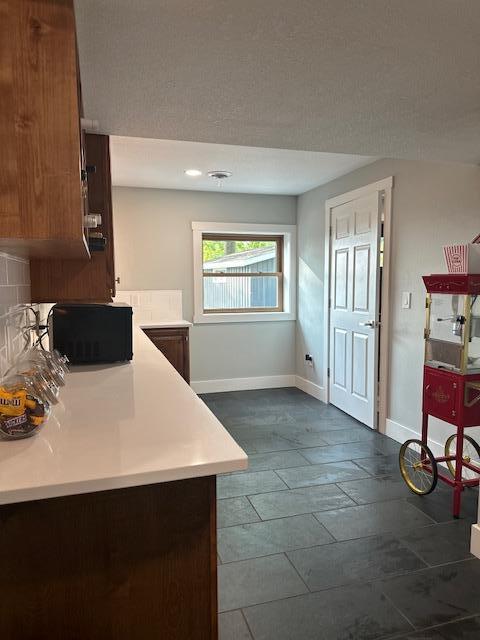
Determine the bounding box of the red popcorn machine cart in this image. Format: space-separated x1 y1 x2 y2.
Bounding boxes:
399 273 480 517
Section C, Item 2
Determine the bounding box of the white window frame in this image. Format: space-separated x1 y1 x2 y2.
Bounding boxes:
192 221 296 324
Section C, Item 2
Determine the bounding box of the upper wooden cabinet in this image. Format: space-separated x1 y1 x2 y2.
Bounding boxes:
84 134 116 298
0 0 88 258
31 134 116 302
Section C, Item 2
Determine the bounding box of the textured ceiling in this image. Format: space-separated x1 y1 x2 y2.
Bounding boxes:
110 136 376 195
75 1 480 164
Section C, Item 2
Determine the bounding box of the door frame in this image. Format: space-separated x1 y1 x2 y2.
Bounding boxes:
323 176 393 433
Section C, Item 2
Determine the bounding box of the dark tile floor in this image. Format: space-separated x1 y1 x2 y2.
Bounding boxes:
200 388 480 640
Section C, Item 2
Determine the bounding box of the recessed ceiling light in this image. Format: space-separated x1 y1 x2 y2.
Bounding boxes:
207 170 232 180
185 169 202 177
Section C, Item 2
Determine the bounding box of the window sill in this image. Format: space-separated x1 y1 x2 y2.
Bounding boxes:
194 311 296 324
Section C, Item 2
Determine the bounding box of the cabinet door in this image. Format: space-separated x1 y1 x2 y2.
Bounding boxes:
85 134 116 297
144 329 190 384
30 135 115 303
30 253 112 303
0 0 87 257
423 367 458 424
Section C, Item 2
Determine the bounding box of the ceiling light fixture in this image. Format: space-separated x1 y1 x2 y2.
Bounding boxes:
185 169 202 177
207 170 232 180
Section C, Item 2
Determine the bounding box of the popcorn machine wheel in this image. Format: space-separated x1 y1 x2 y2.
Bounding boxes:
399 274 480 518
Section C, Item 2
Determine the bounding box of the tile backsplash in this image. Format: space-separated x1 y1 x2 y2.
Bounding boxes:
0 253 31 378
114 290 184 323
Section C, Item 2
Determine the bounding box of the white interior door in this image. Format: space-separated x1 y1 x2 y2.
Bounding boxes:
328 191 381 428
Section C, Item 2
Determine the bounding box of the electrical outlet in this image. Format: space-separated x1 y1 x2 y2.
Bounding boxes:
305 354 314 368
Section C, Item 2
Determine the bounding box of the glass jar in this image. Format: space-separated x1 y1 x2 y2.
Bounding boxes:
15 360 60 405
0 374 49 440
31 349 66 387
52 349 70 374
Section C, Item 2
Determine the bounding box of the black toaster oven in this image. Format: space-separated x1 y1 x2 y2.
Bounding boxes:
51 303 133 364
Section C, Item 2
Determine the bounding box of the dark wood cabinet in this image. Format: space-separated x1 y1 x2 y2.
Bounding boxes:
0 477 218 640
3 0 116 302
0 0 88 258
84 133 116 297
30 134 116 303
144 327 190 384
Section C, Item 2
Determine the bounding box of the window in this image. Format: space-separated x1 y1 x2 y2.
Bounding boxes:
202 234 283 313
192 222 296 324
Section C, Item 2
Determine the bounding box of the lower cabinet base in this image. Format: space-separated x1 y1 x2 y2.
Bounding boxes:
0 477 217 640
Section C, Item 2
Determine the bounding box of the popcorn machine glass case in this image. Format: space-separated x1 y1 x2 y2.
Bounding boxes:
426 292 480 376
399 274 480 518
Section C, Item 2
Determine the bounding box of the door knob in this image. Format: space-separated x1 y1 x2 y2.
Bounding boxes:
359 320 380 328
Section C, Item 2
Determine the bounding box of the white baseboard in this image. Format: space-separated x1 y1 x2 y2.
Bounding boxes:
385 418 446 459
191 374 296 394
471 524 480 558
295 376 326 403
385 418 419 446
191 374 327 398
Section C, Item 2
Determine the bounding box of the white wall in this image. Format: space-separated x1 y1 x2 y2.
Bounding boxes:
113 163 480 444
0 253 31 377
112 187 297 384
297 158 480 448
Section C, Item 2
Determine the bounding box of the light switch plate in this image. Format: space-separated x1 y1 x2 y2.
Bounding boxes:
402 291 412 309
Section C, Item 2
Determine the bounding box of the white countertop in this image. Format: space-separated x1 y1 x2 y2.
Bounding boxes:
0 326 247 505
139 319 192 328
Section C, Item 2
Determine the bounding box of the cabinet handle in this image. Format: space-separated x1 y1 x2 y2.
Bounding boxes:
81 166 96 181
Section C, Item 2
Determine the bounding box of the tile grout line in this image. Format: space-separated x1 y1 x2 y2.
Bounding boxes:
218 518 456 575
295 448 316 464
270 468 291 489
242 483 360 518
224 583 322 616
388 532 431 569
333 480 362 506
211 391 480 637
221 463 311 477
348 458 375 476
389 613 480 639
311 511 344 542
221 561 480 617
357 557 479 595
219 474 374 502
392 519 473 570
220 479 444 535
310 509 469 546
239 608 255 640
245 494 265 522
282 551 313 594
226 571 478 634
217 532 338 565
220 460 376 493
376 587 417 635
215 445 396 472
397 496 439 525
